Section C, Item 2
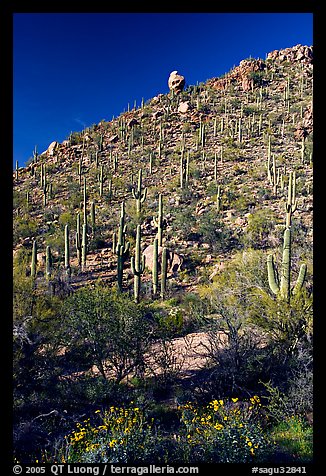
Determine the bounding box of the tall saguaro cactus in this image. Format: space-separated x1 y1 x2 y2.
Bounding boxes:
112 202 130 291
90 201 96 235
216 185 222 213
152 238 159 295
75 212 82 267
31 240 37 279
267 227 307 302
268 154 280 196
285 171 297 228
153 193 164 247
81 223 87 271
132 169 147 216
64 224 70 273
45 245 52 281
131 224 145 303
160 247 168 299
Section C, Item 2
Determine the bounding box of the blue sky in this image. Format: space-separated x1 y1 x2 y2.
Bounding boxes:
13 12 313 167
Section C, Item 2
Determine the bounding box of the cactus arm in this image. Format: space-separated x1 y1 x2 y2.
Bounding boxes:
45 245 52 280
267 254 280 295
131 224 145 302
81 223 87 270
31 240 37 278
160 247 168 299
152 238 158 295
280 227 291 301
292 263 307 296
64 224 70 270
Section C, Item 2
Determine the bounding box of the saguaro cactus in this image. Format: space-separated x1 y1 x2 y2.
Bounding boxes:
31 240 37 278
81 223 87 271
267 227 307 302
268 154 280 195
112 202 130 291
33 145 38 163
83 176 87 229
216 185 222 213
64 224 70 272
153 193 164 247
98 165 105 197
285 171 297 228
45 245 52 280
131 224 145 303
160 246 168 299
90 201 96 235
152 238 159 295
132 169 147 216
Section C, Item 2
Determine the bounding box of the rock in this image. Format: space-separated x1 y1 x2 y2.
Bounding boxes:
143 245 183 274
294 126 308 140
36 252 46 266
209 58 265 92
46 141 59 156
168 71 185 94
178 101 190 113
209 261 226 280
127 118 139 128
267 44 313 64
152 110 163 120
108 134 119 143
234 217 246 226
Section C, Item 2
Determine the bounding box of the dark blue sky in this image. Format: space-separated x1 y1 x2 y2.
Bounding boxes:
13 13 313 167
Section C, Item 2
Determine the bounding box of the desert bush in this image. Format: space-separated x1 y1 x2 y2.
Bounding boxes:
241 208 278 249
13 213 39 245
45 406 157 463
59 284 154 382
177 397 270 463
42 397 271 464
197 209 233 251
267 415 313 463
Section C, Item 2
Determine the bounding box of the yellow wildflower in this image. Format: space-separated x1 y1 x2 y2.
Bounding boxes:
232 397 238 403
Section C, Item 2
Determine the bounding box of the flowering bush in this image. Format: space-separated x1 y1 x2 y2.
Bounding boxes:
177 396 270 463
49 405 156 463
43 396 271 463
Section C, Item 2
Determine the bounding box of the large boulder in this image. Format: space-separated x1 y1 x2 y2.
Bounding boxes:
168 71 185 94
46 141 59 156
143 245 183 274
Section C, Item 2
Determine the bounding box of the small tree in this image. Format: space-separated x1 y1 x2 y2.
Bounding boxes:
60 284 153 382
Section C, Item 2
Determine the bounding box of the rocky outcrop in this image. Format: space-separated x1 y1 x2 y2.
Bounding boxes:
41 141 59 156
267 44 313 64
168 71 185 94
210 58 265 92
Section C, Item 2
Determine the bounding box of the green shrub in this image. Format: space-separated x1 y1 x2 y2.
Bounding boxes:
268 415 313 463
242 208 278 249
177 397 270 463
13 214 39 245
60 284 154 383
46 406 157 463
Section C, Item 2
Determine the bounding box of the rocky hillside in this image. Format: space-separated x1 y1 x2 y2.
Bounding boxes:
13 44 313 300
